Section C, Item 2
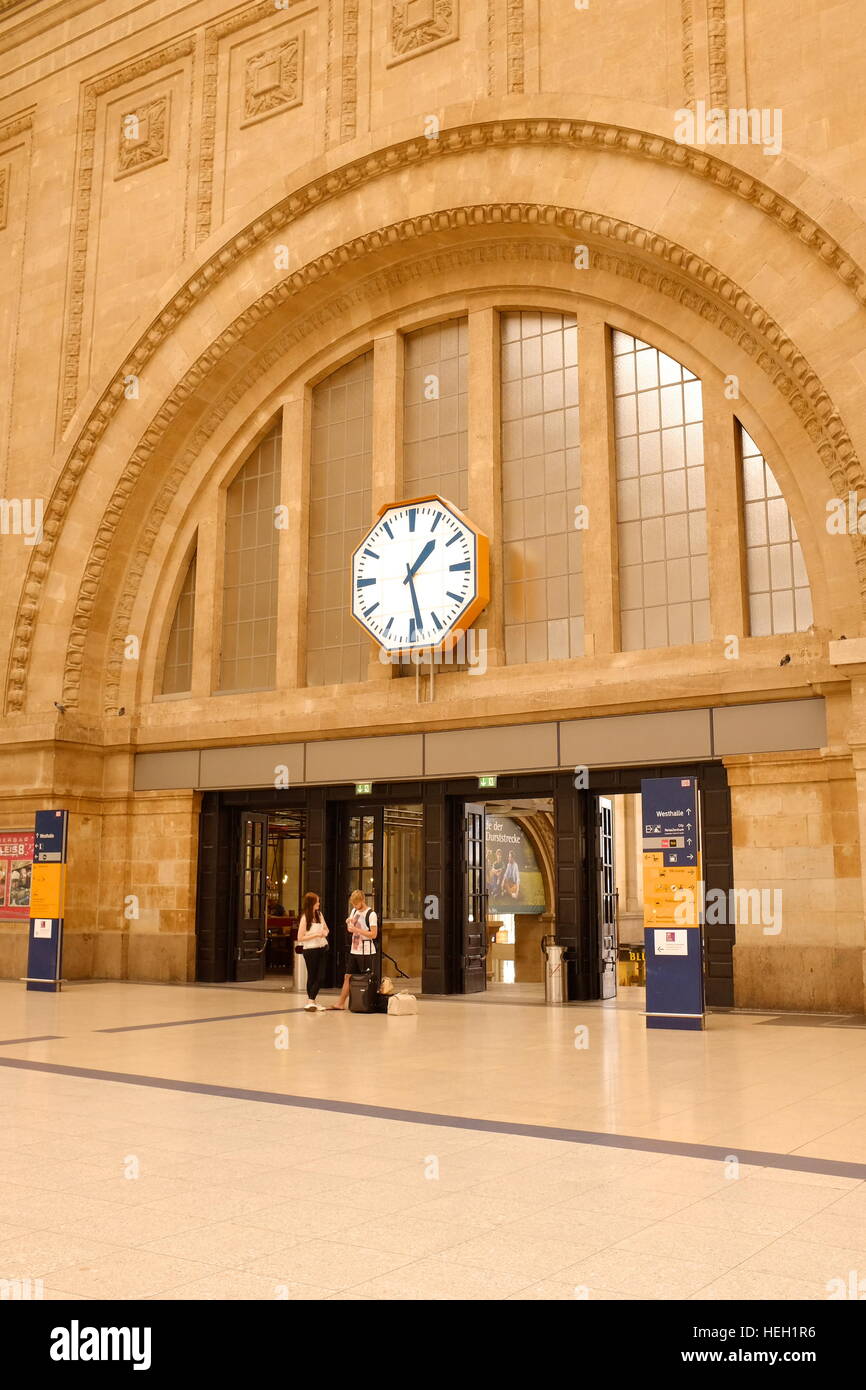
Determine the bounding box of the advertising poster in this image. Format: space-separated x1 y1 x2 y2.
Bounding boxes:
485 815 546 915
0 830 35 919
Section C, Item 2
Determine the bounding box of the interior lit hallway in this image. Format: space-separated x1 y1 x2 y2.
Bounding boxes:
1 981 865 1301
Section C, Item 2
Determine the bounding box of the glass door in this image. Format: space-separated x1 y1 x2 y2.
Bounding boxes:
339 806 384 978
235 811 268 981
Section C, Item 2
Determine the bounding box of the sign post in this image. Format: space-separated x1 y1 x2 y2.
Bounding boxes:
24 810 69 993
641 777 704 1031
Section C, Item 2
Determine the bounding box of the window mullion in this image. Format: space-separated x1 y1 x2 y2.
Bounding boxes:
277 392 310 689
704 387 748 638
369 331 403 681
579 319 620 655
192 511 219 697
468 307 504 669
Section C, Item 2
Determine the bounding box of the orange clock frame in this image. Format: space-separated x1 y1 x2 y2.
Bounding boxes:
350 493 490 655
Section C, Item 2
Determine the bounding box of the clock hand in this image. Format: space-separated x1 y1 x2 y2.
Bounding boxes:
402 540 436 582
405 565 423 629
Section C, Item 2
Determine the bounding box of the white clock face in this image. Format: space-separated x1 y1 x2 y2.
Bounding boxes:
352 500 479 651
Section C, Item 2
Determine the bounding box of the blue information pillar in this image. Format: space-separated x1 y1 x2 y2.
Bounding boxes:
25 810 69 993
641 777 704 1031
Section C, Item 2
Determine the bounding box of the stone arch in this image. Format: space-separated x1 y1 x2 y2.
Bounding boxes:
10 117 866 716
93 220 861 716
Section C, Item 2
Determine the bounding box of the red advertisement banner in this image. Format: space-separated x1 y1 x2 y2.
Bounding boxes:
0 830 35 919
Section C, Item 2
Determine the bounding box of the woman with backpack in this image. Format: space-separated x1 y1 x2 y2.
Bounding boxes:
332 888 378 1010
296 891 330 1012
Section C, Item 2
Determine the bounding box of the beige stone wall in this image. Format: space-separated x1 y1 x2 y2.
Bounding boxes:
729 752 865 1013
1 1 866 1003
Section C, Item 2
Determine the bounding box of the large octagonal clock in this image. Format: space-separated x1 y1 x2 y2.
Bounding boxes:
351 494 490 653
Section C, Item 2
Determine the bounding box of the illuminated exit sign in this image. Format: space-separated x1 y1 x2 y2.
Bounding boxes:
355 782 372 795
478 775 497 790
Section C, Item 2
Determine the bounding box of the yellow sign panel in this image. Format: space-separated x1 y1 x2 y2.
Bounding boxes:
29 863 66 920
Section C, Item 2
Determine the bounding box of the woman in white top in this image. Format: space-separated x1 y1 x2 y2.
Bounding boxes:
332 888 378 1010
297 891 329 1012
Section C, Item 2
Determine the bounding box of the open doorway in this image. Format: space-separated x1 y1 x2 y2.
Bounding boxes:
483 798 555 987
608 792 646 1007
263 809 307 978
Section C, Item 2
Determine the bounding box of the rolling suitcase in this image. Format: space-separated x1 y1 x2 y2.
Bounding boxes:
349 973 378 1013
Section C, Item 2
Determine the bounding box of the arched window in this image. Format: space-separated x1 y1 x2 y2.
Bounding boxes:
612 330 709 650
740 424 813 635
306 352 373 687
156 304 821 704
219 422 281 692
161 549 196 695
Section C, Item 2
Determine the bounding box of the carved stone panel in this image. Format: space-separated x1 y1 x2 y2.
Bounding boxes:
116 94 171 179
389 0 458 66
242 34 304 127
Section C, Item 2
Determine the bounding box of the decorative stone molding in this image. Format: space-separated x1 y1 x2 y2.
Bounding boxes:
115 94 171 178
197 1 283 246
506 0 524 94
389 0 458 65
13 115 866 714
707 0 728 108
339 0 360 140
681 0 695 109
0 112 32 145
60 39 195 431
75 214 865 713
0 164 8 230
242 35 304 126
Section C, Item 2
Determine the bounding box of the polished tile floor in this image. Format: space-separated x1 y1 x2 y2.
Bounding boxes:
1 980 865 1300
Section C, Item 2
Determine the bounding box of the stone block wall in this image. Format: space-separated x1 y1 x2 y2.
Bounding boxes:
728 752 866 1013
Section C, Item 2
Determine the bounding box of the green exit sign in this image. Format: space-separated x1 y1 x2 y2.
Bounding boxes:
478 775 497 790
355 782 372 795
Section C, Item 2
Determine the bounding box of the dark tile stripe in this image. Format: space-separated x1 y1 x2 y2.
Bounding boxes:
97 1007 310 1033
0 1035 64 1046
0 1056 863 1181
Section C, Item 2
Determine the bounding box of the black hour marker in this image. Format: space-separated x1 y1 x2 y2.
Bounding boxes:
446 532 462 547
363 548 379 559
383 522 393 540
408 509 416 532
449 561 470 571
357 578 376 588
409 619 417 640
431 612 442 630
431 512 443 531
383 617 394 637
446 591 462 601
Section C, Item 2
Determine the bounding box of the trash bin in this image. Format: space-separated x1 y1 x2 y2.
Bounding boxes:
541 934 567 1005
292 949 308 994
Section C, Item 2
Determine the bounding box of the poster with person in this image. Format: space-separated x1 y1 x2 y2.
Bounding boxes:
485 817 546 915
0 832 35 919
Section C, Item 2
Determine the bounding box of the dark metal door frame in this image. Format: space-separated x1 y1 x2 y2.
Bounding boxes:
234 811 268 982
459 801 487 994
195 763 733 1002
336 803 384 981
596 795 617 999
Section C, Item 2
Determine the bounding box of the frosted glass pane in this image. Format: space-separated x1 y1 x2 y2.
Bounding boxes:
500 311 582 663
306 355 373 686
614 333 707 649
739 422 812 636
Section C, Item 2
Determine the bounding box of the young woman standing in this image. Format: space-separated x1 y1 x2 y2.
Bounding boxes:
332 888 378 1010
297 891 329 1012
